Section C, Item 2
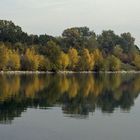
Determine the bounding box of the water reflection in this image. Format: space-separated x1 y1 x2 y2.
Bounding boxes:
0 73 140 123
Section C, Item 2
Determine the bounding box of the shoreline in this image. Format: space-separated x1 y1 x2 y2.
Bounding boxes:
0 70 140 74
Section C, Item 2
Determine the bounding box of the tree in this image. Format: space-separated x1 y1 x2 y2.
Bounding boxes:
58 52 69 70
133 54 140 70
97 59 107 71
78 49 95 71
7 50 20 70
86 35 99 52
107 55 121 71
97 30 120 53
120 32 135 53
62 27 95 50
92 49 103 71
43 40 61 71
38 55 51 71
113 45 123 57
0 20 28 43
38 34 56 46
0 19 139 72
0 44 9 70
68 48 79 70
92 48 103 61
21 48 39 71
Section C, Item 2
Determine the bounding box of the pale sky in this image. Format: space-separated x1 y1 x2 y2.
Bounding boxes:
0 0 140 46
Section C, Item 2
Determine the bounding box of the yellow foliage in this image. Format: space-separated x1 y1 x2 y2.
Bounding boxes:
0 44 9 70
24 48 39 71
78 48 95 70
7 50 20 70
92 48 103 61
58 51 69 70
133 54 140 70
68 48 79 70
38 55 50 71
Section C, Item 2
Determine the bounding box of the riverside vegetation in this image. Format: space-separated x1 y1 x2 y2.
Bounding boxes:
0 20 140 72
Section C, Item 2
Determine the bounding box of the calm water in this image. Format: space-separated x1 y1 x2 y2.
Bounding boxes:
0 73 140 140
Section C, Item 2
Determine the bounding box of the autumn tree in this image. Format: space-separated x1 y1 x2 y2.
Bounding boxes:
7 50 20 70
0 44 9 70
133 54 140 70
92 49 103 71
21 48 39 71
78 49 95 71
68 48 79 70
38 55 51 71
58 52 69 70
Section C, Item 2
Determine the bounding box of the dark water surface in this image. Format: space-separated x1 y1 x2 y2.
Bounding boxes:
0 73 140 140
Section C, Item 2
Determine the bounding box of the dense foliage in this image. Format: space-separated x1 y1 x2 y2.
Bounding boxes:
0 20 140 71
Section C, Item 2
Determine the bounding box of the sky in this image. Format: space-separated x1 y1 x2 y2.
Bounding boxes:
0 0 140 46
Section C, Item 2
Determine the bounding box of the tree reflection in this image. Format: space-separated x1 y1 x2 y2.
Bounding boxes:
0 73 140 123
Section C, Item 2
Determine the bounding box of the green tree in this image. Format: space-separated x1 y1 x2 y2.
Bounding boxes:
86 36 99 52
0 20 28 43
120 32 135 53
97 30 120 53
44 40 61 71
107 55 121 71
62 27 95 50
113 45 123 57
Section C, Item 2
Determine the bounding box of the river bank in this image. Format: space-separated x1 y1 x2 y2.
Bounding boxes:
0 70 140 74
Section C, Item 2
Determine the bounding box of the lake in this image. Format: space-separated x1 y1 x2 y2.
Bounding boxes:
0 73 140 140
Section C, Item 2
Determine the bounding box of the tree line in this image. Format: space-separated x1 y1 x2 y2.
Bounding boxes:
0 20 140 71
